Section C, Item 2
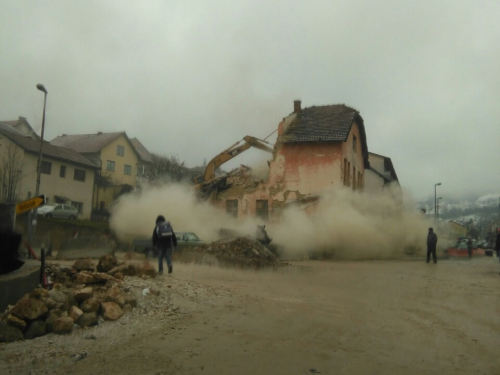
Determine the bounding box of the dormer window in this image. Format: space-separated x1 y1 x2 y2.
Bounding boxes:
116 145 124 156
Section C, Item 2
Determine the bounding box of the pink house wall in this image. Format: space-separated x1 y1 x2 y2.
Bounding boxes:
218 121 367 220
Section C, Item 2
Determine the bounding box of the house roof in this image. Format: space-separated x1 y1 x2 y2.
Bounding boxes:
50 132 124 153
130 137 152 163
0 117 40 139
368 152 399 183
282 104 370 167
0 124 99 169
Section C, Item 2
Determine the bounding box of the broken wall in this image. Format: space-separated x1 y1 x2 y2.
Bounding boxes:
218 121 368 221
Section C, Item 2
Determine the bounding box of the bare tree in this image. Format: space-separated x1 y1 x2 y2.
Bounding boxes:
94 170 115 187
0 143 23 203
147 153 187 183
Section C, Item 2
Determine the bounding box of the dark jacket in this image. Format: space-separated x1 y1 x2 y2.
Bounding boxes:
152 220 177 249
496 232 500 251
427 232 438 246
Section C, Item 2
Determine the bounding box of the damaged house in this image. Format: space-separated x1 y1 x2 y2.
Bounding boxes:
215 101 371 221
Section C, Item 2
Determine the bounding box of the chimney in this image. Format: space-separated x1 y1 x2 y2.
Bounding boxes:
293 100 301 114
97 131 103 135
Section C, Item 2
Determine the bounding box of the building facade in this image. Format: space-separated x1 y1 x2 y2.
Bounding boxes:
215 101 370 221
0 124 98 219
50 132 141 213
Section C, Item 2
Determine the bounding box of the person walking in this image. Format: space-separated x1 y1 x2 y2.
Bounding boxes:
152 215 177 275
466 238 473 258
426 227 438 264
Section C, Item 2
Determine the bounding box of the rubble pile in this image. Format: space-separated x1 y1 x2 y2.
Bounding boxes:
0 256 155 343
198 237 283 268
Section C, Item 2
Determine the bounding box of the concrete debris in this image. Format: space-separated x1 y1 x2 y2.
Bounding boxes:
97 255 118 273
71 259 95 272
101 302 123 321
6 314 26 330
0 255 147 342
198 237 283 268
53 317 74 334
198 165 258 199
0 321 23 343
69 306 83 321
25 320 46 339
10 297 48 321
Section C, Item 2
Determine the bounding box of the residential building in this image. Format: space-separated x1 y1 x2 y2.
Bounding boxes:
216 101 370 220
445 220 468 238
130 137 152 184
364 152 400 194
0 123 98 219
0 117 40 140
50 132 141 213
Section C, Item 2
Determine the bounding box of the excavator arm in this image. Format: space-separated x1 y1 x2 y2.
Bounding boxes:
195 136 273 185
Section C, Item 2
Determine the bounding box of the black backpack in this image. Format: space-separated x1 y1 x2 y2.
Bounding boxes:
157 221 173 238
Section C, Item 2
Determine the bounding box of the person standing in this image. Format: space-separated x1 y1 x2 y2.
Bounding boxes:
466 238 473 258
152 215 177 275
426 227 438 264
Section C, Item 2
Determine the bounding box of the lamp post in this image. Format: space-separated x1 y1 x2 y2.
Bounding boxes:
434 182 441 222
31 83 48 241
437 197 442 221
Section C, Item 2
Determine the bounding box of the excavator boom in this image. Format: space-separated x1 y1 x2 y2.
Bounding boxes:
195 136 273 185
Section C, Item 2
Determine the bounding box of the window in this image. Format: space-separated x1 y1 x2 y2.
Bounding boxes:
352 167 356 190
137 165 145 176
106 160 115 172
41 161 52 175
353 135 357 152
74 169 86 182
226 200 238 217
343 159 348 186
347 161 351 186
116 145 124 156
124 164 132 175
59 165 66 178
256 200 269 221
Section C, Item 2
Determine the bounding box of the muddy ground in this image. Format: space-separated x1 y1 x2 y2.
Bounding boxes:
1 256 499 375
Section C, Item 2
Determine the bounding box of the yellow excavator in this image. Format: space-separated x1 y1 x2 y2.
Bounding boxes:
194 135 274 186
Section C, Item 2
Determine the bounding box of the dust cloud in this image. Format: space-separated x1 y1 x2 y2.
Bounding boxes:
110 183 433 260
109 184 261 243
272 186 430 260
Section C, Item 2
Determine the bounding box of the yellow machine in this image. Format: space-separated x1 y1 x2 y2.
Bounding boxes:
194 136 273 186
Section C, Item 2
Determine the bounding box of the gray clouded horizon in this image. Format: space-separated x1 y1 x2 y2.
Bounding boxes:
1 0 499 201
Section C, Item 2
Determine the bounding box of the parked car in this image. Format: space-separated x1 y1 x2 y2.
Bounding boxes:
132 231 204 258
37 203 78 220
476 240 493 249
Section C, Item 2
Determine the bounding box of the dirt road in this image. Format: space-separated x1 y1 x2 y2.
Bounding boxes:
1 257 499 374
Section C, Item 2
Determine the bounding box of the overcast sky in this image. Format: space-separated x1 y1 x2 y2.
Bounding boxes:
1 0 499 200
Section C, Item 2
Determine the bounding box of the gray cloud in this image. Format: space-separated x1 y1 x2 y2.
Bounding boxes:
1 0 499 199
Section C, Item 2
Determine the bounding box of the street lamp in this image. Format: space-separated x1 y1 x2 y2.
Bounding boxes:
437 197 442 220
31 84 48 241
434 182 442 221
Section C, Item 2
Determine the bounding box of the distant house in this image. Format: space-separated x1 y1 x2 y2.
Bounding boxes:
0 117 40 140
364 152 400 194
50 132 141 213
0 123 98 219
130 137 153 183
217 101 370 220
445 220 468 238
